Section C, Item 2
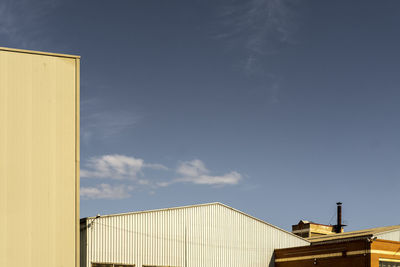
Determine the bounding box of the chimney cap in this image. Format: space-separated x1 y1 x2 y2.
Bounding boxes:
337 202 342 205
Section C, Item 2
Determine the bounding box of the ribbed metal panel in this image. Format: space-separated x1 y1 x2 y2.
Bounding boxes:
0 47 80 267
81 203 308 267
376 230 400 242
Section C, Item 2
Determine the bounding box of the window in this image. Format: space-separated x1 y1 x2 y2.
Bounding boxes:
380 260 400 267
92 263 135 267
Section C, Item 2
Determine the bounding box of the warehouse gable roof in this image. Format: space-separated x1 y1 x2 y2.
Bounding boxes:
82 202 308 242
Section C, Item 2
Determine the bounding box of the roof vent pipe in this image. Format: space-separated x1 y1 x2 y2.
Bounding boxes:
335 202 343 233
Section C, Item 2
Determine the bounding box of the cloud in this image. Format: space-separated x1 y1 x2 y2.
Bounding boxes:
219 0 298 53
177 159 208 177
160 159 242 187
214 0 302 104
217 0 301 74
0 0 61 48
81 110 140 141
80 98 141 143
175 171 242 186
81 154 167 180
80 156 243 200
80 183 133 200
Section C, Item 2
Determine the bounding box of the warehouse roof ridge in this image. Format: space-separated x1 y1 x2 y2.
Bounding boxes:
81 202 309 242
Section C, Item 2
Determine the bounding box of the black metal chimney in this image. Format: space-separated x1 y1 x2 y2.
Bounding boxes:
335 202 343 233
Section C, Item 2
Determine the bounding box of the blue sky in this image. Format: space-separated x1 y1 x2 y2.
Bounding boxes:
1 0 400 232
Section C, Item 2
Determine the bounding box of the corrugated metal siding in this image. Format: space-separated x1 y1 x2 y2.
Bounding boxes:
82 203 308 267
0 48 79 267
376 230 400 242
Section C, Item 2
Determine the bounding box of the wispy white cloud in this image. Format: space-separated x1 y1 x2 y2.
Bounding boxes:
159 159 242 187
81 155 243 199
81 154 167 180
81 110 140 141
80 183 134 200
144 163 169 171
177 159 208 177
81 98 141 142
218 0 298 55
215 0 303 104
0 0 61 48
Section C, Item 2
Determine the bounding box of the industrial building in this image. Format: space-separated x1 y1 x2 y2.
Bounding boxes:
80 202 309 267
0 47 80 267
276 203 400 267
275 225 400 267
291 202 346 239
291 220 341 238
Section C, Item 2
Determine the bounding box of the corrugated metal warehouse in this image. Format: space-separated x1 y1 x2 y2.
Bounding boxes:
0 47 80 267
80 203 309 267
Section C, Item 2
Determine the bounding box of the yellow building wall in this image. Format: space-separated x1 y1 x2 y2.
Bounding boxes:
0 47 80 267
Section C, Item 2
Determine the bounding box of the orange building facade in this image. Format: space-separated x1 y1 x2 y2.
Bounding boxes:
275 239 400 267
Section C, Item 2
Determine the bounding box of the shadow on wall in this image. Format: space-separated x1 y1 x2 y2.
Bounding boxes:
269 253 275 267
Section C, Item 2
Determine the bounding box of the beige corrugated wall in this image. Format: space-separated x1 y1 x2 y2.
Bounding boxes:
0 48 80 267
376 230 400 242
81 203 309 267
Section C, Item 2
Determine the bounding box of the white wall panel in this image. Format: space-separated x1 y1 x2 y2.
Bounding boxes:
81 203 308 267
376 230 400 242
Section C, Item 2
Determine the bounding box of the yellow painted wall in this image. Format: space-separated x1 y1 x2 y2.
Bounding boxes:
0 47 80 267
